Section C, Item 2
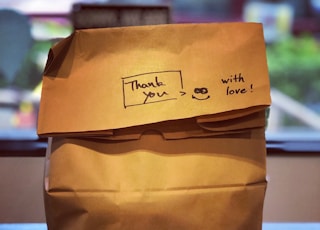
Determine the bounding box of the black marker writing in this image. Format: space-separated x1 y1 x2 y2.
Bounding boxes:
122 70 183 108
221 73 245 84
220 73 254 96
192 87 210 100
226 86 247 95
125 76 165 91
143 91 169 104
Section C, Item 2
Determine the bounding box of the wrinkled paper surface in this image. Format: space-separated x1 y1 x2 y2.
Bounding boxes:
39 22 271 230
38 22 270 136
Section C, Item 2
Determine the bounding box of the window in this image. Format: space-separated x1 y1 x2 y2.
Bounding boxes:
0 3 72 141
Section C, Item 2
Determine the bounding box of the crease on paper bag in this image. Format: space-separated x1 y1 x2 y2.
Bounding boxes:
39 22 271 230
38 22 271 136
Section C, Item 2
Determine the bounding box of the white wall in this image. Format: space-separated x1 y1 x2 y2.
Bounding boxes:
0 157 46 223
0 155 319 223
264 155 320 222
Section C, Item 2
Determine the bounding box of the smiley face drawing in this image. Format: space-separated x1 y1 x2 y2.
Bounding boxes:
192 87 210 100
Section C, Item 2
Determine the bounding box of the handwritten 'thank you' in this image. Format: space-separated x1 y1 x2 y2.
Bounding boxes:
122 70 184 108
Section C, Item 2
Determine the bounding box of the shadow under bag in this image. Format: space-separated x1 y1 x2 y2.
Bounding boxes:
38 22 271 230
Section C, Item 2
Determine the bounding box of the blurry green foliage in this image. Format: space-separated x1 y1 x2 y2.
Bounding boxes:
267 34 320 103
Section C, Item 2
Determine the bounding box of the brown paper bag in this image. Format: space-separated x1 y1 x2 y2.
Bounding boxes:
38 22 271 230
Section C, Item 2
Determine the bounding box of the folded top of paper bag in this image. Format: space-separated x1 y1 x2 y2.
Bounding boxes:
37 22 271 137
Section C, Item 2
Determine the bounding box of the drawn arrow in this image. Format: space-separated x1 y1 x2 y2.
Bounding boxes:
180 91 187 96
